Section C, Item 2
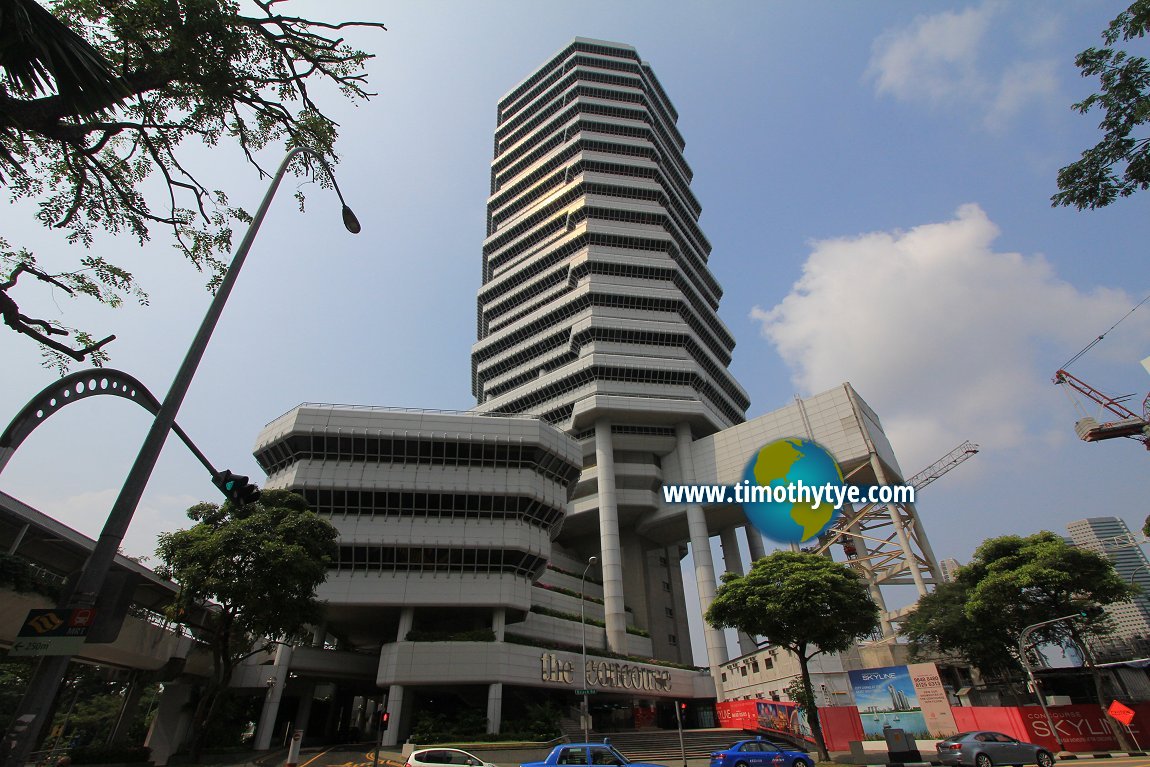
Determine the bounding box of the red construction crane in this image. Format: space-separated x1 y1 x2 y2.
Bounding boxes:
1052 369 1150 448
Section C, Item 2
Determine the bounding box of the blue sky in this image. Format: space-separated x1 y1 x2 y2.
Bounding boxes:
2 2 1148 661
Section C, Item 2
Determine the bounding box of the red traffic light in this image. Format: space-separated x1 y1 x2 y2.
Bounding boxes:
679 702 687 710
380 710 390 731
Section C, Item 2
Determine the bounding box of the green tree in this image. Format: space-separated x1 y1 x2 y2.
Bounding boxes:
902 532 1136 677
705 551 879 762
154 489 337 760
1052 0 1150 209
0 0 385 371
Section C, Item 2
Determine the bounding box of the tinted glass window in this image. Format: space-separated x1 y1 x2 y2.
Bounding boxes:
589 747 621 765
557 748 587 765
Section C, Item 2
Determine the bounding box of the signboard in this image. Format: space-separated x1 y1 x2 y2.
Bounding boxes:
10 609 96 656
575 689 597 695
847 663 958 739
10 636 87 657
1108 700 1136 727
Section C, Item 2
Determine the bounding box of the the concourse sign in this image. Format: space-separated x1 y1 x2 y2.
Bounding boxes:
10 608 97 656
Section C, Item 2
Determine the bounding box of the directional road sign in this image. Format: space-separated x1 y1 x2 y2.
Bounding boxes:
10 608 97 656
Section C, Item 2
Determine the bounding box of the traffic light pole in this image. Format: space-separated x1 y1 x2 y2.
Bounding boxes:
0 148 359 767
1019 612 1085 754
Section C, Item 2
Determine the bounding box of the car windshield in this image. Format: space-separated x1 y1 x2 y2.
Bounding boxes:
589 746 627 765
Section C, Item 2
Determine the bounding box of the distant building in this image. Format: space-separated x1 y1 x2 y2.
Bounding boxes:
1066 517 1150 660
939 557 962 583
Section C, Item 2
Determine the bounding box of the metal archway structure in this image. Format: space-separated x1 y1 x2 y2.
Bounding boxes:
0 368 217 477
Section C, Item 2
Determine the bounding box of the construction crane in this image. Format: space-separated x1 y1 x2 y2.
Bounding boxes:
1053 369 1150 448
817 440 979 559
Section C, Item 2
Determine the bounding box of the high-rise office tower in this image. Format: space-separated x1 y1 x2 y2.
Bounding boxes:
471 38 751 660
1066 517 1150 653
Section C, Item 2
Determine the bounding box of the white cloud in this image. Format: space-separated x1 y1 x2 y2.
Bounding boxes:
867 3 1060 129
868 4 993 105
751 204 1147 467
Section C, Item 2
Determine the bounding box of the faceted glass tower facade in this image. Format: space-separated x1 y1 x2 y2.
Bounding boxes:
472 38 750 664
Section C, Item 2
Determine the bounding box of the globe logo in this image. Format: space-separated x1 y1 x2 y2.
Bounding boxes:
741 438 844 545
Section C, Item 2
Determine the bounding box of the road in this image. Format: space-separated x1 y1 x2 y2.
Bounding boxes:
280 746 1150 767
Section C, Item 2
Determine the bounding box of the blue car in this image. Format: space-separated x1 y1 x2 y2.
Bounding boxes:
709 739 813 767
522 742 667 767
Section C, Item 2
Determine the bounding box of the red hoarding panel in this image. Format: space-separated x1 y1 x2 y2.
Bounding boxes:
1019 705 1119 752
819 706 865 752
716 700 760 729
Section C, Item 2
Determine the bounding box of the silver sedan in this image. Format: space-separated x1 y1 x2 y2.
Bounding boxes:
936 731 1055 767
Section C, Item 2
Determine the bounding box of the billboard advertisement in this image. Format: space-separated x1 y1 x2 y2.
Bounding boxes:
847 663 958 739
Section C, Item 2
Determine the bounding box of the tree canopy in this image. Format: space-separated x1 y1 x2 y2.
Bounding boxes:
1052 0 1150 209
902 532 1136 679
705 551 879 761
154 489 338 759
0 0 385 370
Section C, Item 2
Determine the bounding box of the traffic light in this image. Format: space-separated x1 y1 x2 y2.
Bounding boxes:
380 710 390 731
213 470 261 505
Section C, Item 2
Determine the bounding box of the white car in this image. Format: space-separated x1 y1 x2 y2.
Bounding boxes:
405 748 499 767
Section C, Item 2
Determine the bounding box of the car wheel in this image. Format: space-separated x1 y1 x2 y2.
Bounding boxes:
1035 751 1054 767
792 760 809 767
735 761 749 767
975 754 993 767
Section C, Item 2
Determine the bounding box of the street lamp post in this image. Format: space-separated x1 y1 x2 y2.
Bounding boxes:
0 148 359 767
1019 613 1083 754
580 555 599 743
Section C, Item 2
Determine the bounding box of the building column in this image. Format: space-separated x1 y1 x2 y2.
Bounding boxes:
844 503 893 637
253 643 293 750
675 422 729 697
381 685 404 747
594 418 627 653
493 608 506 642
719 527 756 656
293 681 316 738
397 607 414 642
311 622 328 648
870 455 928 596
486 682 503 734
745 525 768 563
108 674 146 744
144 682 194 766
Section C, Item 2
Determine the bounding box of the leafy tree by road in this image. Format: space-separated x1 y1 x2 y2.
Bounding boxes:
705 551 879 762
154 489 337 760
1052 0 1150 209
0 0 385 370
902 532 1136 678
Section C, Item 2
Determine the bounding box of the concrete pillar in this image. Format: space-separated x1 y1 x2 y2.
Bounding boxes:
381 685 404 747
843 503 893 637
719 527 756 656
144 683 194 766
293 682 316 738
311 622 328 648
907 500 943 582
486 682 503 734
7 522 29 555
253 643 293 750
397 607 414 642
109 675 146 744
675 422 729 697
870 455 927 596
594 418 627 653
745 525 768 563
493 608 506 642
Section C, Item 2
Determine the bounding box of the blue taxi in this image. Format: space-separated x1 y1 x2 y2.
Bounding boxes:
708 738 813 767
